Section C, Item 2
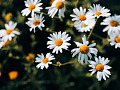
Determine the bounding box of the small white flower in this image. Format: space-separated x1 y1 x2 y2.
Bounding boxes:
70 7 95 24
101 14 120 34
89 56 112 81
21 0 43 17
71 35 98 64
47 31 71 54
108 31 120 49
45 0 65 18
89 4 111 18
0 21 20 42
74 20 95 32
26 14 45 33
35 53 55 70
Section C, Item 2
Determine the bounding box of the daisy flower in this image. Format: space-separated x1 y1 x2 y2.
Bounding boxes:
47 31 71 54
71 35 98 64
89 4 111 18
89 56 112 81
35 53 55 70
101 14 120 34
74 20 95 32
21 0 43 17
108 31 120 48
70 7 95 24
45 0 65 18
26 14 45 33
0 21 20 42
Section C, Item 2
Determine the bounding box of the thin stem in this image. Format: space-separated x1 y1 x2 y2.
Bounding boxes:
41 12 63 21
52 60 77 67
75 0 79 8
92 33 104 40
87 18 98 40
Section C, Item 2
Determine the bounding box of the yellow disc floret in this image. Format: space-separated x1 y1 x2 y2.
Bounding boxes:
55 39 63 46
33 20 40 26
79 15 86 21
43 58 49 64
29 4 35 11
56 1 64 9
96 64 104 71
110 20 118 27
79 45 89 54
8 71 18 80
83 23 88 27
2 40 11 47
95 11 102 16
115 37 120 43
6 29 12 35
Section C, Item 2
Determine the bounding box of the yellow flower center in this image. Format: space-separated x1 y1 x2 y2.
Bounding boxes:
8 71 18 80
115 37 120 43
2 40 11 47
29 4 35 11
33 20 40 26
43 58 49 64
50 0 55 5
95 11 102 16
110 20 118 27
55 39 63 46
6 29 12 35
79 15 86 21
56 1 64 9
79 45 89 54
96 64 104 71
83 23 88 27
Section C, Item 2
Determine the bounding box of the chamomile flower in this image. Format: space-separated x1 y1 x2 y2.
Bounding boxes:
0 21 20 42
21 0 43 17
89 56 112 81
71 35 98 64
47 31 71 54
45 0 65 18
101 14 120 34
70 7 95 24
74 20 95 32
26 14 45 33
89 4 111 18
35 53 55 70
108 32 120 48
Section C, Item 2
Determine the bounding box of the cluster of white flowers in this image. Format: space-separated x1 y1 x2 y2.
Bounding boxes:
20 0 115 81
0 21 20 49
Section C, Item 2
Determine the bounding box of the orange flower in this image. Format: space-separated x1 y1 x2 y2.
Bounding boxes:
4 13 12 21
8 71 18 80
26 53 35 62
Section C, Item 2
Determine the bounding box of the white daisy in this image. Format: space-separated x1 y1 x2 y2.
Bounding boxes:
26 14 45 33
35 53 55 70
89 56 112 81
71 35 98 64
89 4 111 18
101 14 120 34
45 0 65 18
70 7 95 24
108 31 120 48
21 0 43 17
0 21 20 42
47 31 71 54
74 20 95 32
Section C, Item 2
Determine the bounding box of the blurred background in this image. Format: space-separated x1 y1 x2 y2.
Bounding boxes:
0 0 120 90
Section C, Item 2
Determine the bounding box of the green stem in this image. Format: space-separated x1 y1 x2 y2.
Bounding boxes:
87 18 98 40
